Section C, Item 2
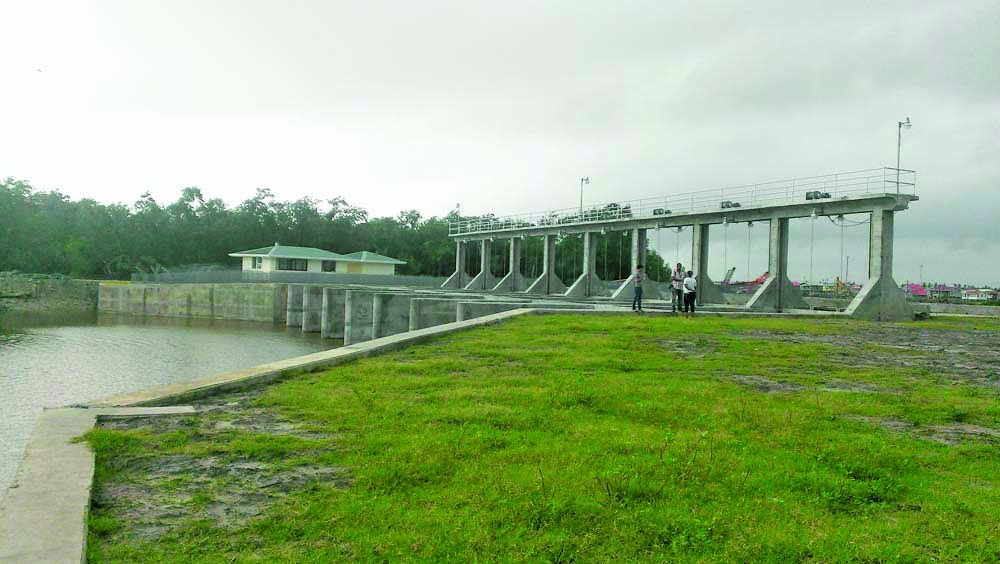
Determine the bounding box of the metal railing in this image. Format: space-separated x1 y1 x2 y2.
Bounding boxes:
449 167 915 236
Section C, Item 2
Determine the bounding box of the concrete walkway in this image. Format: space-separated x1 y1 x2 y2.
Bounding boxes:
0 406 194 564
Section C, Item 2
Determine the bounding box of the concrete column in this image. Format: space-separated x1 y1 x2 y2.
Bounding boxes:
691 223 723 305
408 298 420 331
301 286 324 332
565 231 607 298
464 239 496 290
321 287 346 339
846 209 913 321
611 228 662 301
632 228 645 270
440 240 467 289
372 294 383 339
747 218 808 311
285 284 304 327
524 234 568 295
492 237 525 292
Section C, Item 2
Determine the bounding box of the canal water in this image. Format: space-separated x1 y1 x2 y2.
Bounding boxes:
0 312 338 496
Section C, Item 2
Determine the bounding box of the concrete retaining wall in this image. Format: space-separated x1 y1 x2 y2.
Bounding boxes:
99 283 287 324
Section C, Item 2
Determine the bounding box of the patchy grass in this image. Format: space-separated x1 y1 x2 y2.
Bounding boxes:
86 314 1000 563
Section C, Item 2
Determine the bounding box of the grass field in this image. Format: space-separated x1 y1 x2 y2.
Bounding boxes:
85 314 1000 563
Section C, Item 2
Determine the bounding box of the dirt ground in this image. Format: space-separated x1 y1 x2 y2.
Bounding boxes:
93 389 349 541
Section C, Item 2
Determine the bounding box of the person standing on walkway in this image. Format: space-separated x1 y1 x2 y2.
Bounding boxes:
671 262 685 312
682 269 697 316
632 265 645 312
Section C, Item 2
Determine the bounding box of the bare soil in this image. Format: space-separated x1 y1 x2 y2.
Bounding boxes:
92 389 350 541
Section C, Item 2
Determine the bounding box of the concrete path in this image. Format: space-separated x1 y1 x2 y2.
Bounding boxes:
0 406 195 564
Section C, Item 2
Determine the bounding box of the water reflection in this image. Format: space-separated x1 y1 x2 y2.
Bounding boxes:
0 313 339 497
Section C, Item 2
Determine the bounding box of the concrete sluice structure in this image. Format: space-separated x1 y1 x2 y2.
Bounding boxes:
98 282 600 346
443 167 919 321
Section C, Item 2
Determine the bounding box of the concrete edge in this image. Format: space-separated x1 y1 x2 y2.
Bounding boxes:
86 308 541 408
0 406 196 564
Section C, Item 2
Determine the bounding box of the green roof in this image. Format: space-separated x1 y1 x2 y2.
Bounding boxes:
338 251 407 265
229 245 342 260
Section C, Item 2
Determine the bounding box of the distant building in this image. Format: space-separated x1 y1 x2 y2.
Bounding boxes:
905 283 928 298
229 244 406 276
929 284 961 300
961 288 998 302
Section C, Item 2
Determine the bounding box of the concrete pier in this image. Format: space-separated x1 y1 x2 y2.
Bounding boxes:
746 217 808 311
524 234 567 295
611 228 663 301
691 223 723 305
285 285 304 327
301 286 324 332
321 287 347 339
565 231 606 298
846 209 913 321
492 237 525 292
440 241 467 290
465 239 496 291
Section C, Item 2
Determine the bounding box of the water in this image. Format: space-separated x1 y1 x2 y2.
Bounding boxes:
0 312 338 496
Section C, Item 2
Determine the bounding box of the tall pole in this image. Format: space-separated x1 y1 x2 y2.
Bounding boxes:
579 177 589 214
896 117 911 193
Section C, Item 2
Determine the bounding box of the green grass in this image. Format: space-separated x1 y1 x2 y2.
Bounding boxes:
87 315 1000 563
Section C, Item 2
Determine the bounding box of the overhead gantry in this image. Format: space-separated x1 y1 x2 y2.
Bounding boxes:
441 168 918 321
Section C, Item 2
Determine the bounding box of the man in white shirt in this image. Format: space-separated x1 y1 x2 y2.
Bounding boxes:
671 263 685 313
682 270 697 316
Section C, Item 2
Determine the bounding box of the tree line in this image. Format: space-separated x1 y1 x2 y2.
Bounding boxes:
0 177 670 282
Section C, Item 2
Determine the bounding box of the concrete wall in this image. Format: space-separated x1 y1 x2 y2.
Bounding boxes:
98 283 287 323
927 302 1000 316
343 289 376 345
0 275 99 305
375 293 413 339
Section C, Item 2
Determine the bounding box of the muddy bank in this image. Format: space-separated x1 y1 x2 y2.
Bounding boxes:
91 389 350 542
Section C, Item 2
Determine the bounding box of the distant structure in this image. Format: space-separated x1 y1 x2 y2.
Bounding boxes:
230 244 406 276
443 167 918 321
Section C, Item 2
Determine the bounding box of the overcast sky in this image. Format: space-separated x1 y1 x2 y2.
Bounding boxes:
1 1 998 285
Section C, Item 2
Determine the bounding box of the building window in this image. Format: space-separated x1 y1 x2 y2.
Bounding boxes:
277 258 308 271
252 257 263 270
322 260 336 272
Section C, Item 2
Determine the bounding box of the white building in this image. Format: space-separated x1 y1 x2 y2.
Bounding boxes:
961 288 999 302
229 244 406 276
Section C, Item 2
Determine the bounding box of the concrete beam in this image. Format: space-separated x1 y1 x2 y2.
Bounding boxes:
452 194 918 241
492 237 526 292
523 234 568 295
847 209 913 321
565 231 607 298
464 239 496 291
440 240 467 289
746 218 808 311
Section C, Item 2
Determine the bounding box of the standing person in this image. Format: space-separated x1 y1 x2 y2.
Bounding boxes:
671 263 685 313
682 269 697 316
632 265 645 312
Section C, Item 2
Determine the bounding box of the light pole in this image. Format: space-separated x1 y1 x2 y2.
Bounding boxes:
897 117 912 192
579 177 589 214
